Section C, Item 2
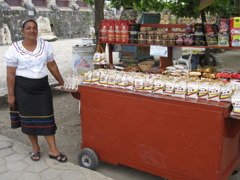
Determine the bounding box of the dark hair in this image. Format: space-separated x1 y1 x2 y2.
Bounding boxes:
22 19 38 30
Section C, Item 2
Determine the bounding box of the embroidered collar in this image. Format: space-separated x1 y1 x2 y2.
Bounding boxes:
13 39 45 57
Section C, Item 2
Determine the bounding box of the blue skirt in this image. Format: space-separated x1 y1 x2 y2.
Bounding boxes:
10 76 57 135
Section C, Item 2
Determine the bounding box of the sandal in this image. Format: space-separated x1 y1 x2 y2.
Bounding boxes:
49 152 67 162
29 152 40 161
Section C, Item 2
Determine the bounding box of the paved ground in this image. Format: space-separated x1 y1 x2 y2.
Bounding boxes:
0 134 112 180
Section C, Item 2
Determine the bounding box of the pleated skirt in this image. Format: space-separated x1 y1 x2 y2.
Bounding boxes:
10 76 57 135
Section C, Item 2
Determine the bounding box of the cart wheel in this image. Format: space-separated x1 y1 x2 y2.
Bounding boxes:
78 148 99 170
231 168 239 176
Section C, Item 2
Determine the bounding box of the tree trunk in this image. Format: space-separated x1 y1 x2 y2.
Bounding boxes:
94 0 104 44
201 9 210 66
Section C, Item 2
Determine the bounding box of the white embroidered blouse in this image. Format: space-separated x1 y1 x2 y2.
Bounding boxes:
4 38 55 79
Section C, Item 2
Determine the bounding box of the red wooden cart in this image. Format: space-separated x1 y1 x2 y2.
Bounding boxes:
78 84 240 180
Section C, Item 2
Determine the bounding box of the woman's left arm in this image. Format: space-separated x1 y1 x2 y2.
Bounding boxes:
47 60 64 86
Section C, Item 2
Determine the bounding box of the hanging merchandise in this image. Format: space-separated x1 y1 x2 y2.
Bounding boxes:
92 44 107 65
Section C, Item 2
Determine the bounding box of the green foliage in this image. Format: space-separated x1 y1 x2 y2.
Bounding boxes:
83 0 94 6
82 0 240 18
109 0 166 12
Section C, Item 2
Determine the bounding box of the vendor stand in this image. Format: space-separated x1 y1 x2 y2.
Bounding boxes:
59 21 240 180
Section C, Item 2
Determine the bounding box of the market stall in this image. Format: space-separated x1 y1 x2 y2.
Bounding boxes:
60 18 240 180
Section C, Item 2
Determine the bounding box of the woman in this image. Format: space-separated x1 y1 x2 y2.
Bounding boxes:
5 19 67 162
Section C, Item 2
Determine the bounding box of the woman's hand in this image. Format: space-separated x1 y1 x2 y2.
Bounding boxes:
8 95 15 107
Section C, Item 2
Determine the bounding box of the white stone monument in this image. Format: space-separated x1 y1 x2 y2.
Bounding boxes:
0 24 11 45
36 16 58 41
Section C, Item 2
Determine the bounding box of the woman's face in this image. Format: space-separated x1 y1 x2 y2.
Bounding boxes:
22 21 38 41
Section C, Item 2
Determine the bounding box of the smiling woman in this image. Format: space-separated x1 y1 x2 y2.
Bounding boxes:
4 19 67 163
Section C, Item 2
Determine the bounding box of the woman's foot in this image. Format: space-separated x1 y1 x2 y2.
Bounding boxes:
29 152 41 161
49 152 67 162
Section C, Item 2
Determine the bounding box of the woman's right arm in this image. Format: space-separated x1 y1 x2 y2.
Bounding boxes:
7 66 16 107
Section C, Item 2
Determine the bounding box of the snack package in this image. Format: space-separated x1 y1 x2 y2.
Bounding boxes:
125 73 134 90
230 79 240 91
107 73 117 87
186 80 199 99
114 73 123 88
208 81 221 101
99 71 109 86
134 75 144 92
153 78 165 94
220 82 232 102
174 79 187 98
82 71 93 84
143 75 154 93
70 75 79 91
91 70 101 85
198 80 210 99
117 74 127 89
164 78 175 96
231 91 240 117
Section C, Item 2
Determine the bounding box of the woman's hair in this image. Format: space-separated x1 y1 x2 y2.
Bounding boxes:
22 19 38 30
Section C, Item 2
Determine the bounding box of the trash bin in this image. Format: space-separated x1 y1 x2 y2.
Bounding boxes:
72 44 95 74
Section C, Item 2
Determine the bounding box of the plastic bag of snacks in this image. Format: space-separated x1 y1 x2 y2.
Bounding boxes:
174 79 187 98
186 79 199 99
107 73 117 87
134 75 144 92
231 90 240 117
82 71 93 84
91 70 101 85
208 81 221 101
143 75 154 93
153 77 165 94
92 44 107 65
125 73 134 90
164 77 175 96
118 73 128 89
198 79 210 99
99 70 109 86
220 82 232 102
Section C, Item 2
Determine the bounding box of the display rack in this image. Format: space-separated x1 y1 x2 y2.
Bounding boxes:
100 24 240 69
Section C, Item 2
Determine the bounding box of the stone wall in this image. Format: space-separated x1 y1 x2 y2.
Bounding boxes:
0 8 94 44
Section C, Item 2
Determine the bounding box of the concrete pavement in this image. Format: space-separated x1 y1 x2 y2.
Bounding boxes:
0 134 112 180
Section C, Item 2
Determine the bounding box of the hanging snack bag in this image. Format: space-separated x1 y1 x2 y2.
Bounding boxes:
174 79 187 98
231 91 240 117
186 79 199 99
100 20 109 42
121 20 129 43
153 77 165 94
108 20 115 43
208 81 221 101
220 82 232 102
218 18 229 34
115 20 122 43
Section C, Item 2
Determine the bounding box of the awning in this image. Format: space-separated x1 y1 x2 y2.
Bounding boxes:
199 0 215 10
